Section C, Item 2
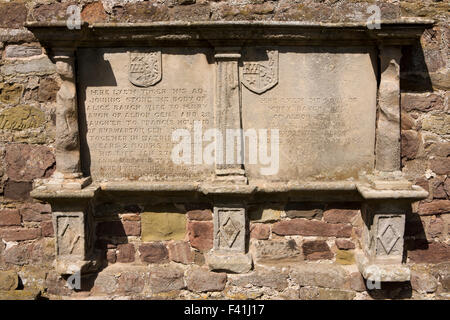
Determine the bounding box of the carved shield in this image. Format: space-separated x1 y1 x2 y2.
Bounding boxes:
241 48 278 94
129 51 162 87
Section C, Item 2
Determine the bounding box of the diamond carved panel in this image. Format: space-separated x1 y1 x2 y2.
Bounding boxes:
214 207 246 253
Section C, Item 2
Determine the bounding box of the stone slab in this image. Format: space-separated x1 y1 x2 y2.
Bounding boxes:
78 47 215 182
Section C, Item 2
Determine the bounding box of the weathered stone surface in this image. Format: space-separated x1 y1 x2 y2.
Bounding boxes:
0 3 27 28
290 263 349 289
0 209 21 226
350 272 366 292
408 242 450 264
0 271 19 291
250 223 270 240
376 46 401 171
230 269 288 291
116 243 135 263
139 242 168 264
186 267 227 292
5 144 54 181
422 115 450 135
251 239 302 263
411 270 438 293
106 249 116 264
81 1 108 24
430 157 450 175
41 220 54 237
5 45 42 58
323 209 358 224
149 265 185 294
401 130 421 159
93 273 118 294
335 239 355 250
335 250 355 265
4 180 33 201
299 287 355 300
418 200 450 215
0 228 41 242
187 209 212 221
0 57 56 76
285 203 324 219
0 83 24 105
0 105 46 131
167 241 193 264
243 47 376 181
206 252 253 274
118 271 146 294
78 48 214 180
302 240 333 261
401 93 444 112
38 77 59 102
19 202 51 222
428 216 444 238
141 211 186 241
272 219 352 237
0 289 41 300
249 206 283 222
187 221 213 252
31 2 71 22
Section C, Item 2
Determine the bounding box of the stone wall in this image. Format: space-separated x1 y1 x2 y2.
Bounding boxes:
0 0 448 300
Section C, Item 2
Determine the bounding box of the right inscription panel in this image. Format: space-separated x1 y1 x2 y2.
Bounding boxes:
241 47 378 182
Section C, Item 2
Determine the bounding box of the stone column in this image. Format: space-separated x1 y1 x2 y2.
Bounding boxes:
213 47 247 184
54 50 81 176
46 50 90 190
375 46 402 172
206 205 252 273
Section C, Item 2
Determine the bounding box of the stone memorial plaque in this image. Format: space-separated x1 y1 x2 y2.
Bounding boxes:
78 48 215 181
242 47 377 181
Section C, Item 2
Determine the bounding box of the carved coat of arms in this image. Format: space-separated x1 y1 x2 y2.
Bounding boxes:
241 48 278 94
129 51 162 87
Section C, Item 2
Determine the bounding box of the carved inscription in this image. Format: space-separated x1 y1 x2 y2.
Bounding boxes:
78 48 215 181
242 48 377 181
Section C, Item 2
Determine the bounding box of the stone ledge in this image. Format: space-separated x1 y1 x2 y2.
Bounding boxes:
356 251 411 282
206 251 253 274
356 183 428 200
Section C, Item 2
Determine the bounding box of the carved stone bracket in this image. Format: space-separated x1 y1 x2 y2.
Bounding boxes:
31 186 100 275
206 204 252 273
356 182 427 282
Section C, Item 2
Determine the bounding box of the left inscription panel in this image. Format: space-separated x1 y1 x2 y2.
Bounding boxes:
78 48 215 181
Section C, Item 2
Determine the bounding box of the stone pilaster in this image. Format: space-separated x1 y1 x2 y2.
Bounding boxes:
375 46 402 172
213 48 247 184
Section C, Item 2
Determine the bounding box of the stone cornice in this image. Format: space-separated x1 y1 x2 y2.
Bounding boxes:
25 19 434 48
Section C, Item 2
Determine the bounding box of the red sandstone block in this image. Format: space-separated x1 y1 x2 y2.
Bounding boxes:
0 209 21 226
0 227 41 241
272 219 352 238
187 221 213 252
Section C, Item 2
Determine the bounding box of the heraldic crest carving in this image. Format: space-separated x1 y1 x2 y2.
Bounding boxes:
128 51 162 87
241 48 278 94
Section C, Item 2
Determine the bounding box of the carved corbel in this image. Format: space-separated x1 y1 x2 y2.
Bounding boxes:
206 204 252 273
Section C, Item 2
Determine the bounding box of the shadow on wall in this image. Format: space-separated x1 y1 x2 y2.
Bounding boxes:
400 40 434 93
